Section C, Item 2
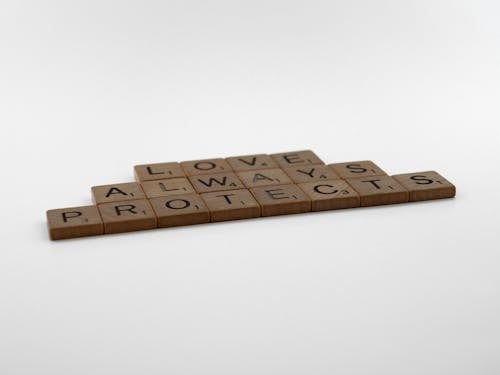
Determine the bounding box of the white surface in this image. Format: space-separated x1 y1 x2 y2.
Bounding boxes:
1 1 499 374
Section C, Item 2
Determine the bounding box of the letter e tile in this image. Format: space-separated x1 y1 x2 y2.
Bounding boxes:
271 150 324 168
250 184 311 216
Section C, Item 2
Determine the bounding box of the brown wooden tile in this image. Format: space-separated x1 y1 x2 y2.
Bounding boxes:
140 178 195 198
283 165 340 184
91 182 145 205
392 171 456 202
189 172 245 193
346 176 409 207
226 154 278 172
149 194 210 228
298 180 360 211
181 158 232 176
271 150 324 168
329 160 387 179
97 199 157 234
237 168 292 188
250 184 311 217
47 205 103 240
201 189 261 222
134 162 185 182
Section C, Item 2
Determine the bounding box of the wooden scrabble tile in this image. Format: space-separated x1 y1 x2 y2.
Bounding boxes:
134 162 185 182
298 180 360 211
140 178 195 198
181 158 232 176
46 205 103 240
329 160 387 179
283 165 340 184
149 194 210 228
91 182 145 205
392 171 456 202
346 176 409 207
201 189 261 222
97 199 157 234
271 150 324 168
189 172 245 193
226 154 278 172
237 168 292 188
250 184 311 217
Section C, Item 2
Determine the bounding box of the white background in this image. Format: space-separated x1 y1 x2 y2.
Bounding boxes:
1 1 499 374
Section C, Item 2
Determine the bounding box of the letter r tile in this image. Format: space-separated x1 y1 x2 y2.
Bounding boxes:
392 171 456 202
250 184 311 217
97 199 157 234
91 182 146 205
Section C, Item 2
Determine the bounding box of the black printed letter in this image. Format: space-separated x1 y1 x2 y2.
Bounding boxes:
313 184 338 194
62 211 82 222
115 205 137 215
410 175 433 185
166 199 190 209
105 187 128 198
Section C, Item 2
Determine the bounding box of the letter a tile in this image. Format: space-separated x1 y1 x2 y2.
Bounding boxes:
392 171 456 202
237 168 292 188
91 182 146 204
